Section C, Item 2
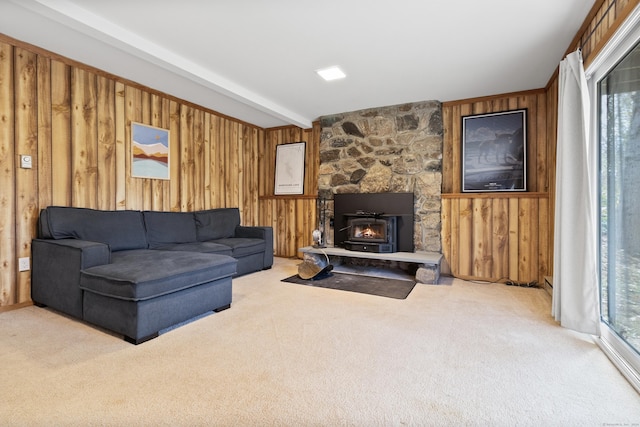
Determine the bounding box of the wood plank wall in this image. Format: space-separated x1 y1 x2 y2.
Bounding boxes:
260 124 321 258
1 0 636 309
439 0 640 285
0 35 265 308
570 0 637 67
441 91 551 284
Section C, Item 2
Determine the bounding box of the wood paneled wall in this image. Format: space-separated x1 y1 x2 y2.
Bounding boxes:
441 91 551 284
1 0 637 309
260 124 321 258
439 0 640 284
569 0 637 67
0 35 264 308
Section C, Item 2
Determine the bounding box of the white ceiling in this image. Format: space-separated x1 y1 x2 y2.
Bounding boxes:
1 0 596 128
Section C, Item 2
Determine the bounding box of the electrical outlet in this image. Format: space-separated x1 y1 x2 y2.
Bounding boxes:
18 257 30 272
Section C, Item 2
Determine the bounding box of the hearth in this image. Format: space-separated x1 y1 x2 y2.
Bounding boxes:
343 212 397 253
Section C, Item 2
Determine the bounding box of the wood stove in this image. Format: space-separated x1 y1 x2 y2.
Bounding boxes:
343 212 398 253
333 192 415 253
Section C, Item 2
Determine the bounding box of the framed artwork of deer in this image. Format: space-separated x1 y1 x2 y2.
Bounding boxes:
461 109 527 192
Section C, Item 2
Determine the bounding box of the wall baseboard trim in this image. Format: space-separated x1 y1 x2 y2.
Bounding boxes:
0 301 33 313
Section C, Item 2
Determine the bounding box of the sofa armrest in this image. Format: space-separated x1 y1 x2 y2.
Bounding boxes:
31 238 111 318
235 226 274 269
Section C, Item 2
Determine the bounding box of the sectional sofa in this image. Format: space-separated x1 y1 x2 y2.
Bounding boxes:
31 206 273 344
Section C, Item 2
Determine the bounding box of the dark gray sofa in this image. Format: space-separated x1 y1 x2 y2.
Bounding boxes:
31 206 273 344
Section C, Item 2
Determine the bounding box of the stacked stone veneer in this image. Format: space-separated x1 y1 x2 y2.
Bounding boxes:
319 101 443 253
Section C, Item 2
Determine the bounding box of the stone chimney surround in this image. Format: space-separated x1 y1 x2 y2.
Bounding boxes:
319 101 443 253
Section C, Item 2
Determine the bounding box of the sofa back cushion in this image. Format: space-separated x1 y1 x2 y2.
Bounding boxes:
195 208 240 241
143 211 197 248
43 207 148 251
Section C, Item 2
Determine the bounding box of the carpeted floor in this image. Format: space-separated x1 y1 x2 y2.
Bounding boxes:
281 271 416 299
1 257 639 426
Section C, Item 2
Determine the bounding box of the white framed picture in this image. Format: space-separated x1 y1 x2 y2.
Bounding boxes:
274 142 306 195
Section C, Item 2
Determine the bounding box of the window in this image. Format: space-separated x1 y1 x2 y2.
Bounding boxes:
588 6 640 388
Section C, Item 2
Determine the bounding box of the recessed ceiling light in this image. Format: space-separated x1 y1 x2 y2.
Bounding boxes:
316 66 346 81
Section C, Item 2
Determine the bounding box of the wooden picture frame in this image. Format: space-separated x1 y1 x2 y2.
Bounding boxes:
131 122 170 180
461 109 526 192
274 142 306 195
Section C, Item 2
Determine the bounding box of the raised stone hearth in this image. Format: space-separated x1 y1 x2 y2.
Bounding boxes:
319 101 443 252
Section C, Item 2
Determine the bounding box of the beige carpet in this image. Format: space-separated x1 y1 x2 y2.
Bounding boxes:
1 257 639 426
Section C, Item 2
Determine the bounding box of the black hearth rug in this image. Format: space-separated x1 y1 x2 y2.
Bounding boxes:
281 272 416 300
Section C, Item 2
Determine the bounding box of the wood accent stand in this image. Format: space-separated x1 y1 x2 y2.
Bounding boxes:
299 246 443 284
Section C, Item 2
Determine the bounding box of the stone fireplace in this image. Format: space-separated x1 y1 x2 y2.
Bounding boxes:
318 101 443 253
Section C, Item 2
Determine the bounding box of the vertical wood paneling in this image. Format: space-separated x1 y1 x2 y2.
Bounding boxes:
51 60 71 206
508 198 520 280
443 90 552 284
450 199 461 275
0 41 16 306
229 121 240 208
536 92 548 192
1 0 634 306
458 198 473 277
71 68 98 208
97 76 115 210
203 112 212 210
180 104 195 212
259 125 318 257
169 100 181 211
14 48 38 302
37 56 52 211
193 109 205 211
1 36 272 308
492 198 509 280
114 82 126 209
538 196 550 280
124 86 136 209
218 117 228 207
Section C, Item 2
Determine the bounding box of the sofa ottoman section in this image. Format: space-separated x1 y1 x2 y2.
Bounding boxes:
80 250 237 344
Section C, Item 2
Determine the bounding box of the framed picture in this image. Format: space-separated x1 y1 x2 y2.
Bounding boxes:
462 109 526 192
131 122 170 180
274 141 306 195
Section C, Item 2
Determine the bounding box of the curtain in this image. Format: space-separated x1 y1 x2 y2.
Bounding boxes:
552 50 601 335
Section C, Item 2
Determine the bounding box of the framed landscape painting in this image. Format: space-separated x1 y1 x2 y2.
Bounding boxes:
461 109 527 192
131 122 170 180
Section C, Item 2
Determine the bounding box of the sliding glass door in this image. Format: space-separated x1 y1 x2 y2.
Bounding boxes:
597 37 640 367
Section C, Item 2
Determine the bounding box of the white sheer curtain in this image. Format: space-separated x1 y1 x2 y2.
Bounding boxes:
552 50 600 335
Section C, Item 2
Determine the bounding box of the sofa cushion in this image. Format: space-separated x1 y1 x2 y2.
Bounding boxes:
194 208 240 241
44 207 147 252
210 237 265 258
152 242 232 256
143 211 197 249
80 250 237 301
